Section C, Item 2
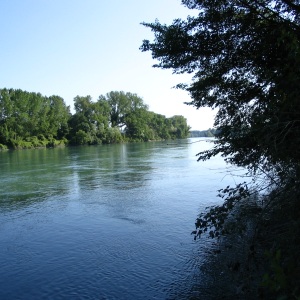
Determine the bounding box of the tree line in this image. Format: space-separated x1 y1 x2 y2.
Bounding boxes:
189 128 217 138
0 89 190 149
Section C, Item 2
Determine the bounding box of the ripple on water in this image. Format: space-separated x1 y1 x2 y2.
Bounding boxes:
0 140 240 299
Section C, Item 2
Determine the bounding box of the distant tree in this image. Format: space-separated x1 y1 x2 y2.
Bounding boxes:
124 108 155 141
0 89 13 144
104 127 123 144
0 88 70 147
47 95 70 139
68 96 98 145
94 98 111 130
101 91 148 128
168 115 190 139
147 113 170 140
73 129 92 145
20 92 70 141
190 129 215 138
74 95 94 118
0 88 191 147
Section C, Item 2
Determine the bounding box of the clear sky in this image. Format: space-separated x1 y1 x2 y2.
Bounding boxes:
0 0 215 130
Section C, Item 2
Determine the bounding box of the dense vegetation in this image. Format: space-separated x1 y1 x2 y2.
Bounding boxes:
189 128 217 137
0 89 190 149
142 0 300 298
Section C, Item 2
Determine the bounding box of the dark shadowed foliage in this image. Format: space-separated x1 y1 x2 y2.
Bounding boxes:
141 0 300 298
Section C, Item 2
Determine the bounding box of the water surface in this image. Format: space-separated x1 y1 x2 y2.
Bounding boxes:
0 139 240 299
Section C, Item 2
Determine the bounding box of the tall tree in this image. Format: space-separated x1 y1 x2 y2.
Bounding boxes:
68 96 97 145
124 108 155 141
141 3 300 296
0 89 70 147
0 89 14 144
141 0 300 173
47 95 70 139
103 91 148 128
168 115 190 139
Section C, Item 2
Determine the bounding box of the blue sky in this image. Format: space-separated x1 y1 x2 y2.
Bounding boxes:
0 0 215 130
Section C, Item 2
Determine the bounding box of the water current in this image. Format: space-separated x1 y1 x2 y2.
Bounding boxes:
0 138 243 299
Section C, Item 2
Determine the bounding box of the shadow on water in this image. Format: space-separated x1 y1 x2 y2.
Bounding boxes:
168 205 264 300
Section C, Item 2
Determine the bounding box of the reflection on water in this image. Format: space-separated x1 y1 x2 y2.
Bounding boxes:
0 139 241 299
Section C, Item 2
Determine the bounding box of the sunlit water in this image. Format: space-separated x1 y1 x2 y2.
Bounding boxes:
0 139 243 299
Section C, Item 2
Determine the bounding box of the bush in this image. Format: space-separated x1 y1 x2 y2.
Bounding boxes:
0 143 8 150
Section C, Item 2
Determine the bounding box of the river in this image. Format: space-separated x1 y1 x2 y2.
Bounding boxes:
0 138 242 299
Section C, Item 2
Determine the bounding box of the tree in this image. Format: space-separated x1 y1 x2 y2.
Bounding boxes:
0 88 191 148
68 96 98 145
124 108 155 141
94 98 111 130
141 2 300 296
147 113 171 140
141 0 300 172
47 95 70 139
0 89 71 148
0 89 14 144
168 115 190 139
102 91 148 128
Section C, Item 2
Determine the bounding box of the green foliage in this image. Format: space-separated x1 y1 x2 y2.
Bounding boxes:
68 91 190 144
48 95 70 139
104 127 123 143
168 115 191 139
141 0 300 169
262 250 287 295
124 108 152 141
123 109 190 141
190 128 218 138
0 88 190 148
0 143 8 150
193 182 252 239
0 88 70 147
141 0 300 224
100 91 148 128
73 130 93 145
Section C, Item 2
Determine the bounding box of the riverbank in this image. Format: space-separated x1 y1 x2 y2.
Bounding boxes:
0 136 176 151
0 136 68 151
192 187 300 299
